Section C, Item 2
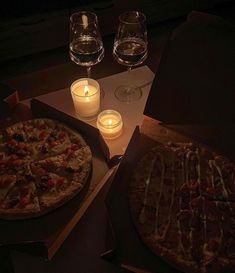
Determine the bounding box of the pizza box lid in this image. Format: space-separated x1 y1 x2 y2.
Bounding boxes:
104 123 235 273
0 99 117 260
144 11 235 124
142 11 235 163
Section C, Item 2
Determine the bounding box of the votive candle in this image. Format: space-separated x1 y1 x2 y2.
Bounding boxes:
97 110 123 139
70 78 100 119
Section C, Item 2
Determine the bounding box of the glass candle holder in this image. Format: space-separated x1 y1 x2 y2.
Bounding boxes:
97 110 123 139
71 78 100 120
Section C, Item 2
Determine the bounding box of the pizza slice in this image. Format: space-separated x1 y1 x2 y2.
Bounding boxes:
0 169 40 219
31 145 91 211
31 145 91 175
35 131 72 160
33 171 80 211
22 118 56 142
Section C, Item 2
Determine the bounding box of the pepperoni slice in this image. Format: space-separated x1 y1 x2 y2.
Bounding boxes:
56 177 65 186
19 196 30 208
58 132 66 139
35 167 46 177
0 175 16 188
47 179 56 188
7 139 18 147
39 130 47 140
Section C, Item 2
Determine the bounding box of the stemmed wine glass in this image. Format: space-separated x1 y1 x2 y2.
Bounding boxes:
69 11 104 78
113 11 148 103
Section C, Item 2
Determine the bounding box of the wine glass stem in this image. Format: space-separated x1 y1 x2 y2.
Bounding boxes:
87 67 91 78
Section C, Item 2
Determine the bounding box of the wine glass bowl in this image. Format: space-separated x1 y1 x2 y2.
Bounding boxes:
113 11 148 102
69 11 104 78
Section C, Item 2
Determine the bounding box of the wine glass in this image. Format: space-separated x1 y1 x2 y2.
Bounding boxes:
113 11 148 103
69 11 104 78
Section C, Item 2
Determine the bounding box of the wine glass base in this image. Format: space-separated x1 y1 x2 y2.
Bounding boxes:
114 85 142 103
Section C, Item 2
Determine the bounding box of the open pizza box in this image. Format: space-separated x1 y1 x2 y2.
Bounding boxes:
103 12 235 273
0 98 117 260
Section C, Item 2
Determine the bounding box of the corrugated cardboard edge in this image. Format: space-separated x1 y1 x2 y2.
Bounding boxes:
47 166 116 260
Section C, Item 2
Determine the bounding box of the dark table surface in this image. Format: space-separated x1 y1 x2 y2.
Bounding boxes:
0 4 235 273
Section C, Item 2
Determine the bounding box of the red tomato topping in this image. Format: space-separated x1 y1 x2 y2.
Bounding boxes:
35 167 46 176
206 187 215 196
45 159 53 166
56 177 65 186
19 196 30 208
0 175 16 188
39 130 47 140
7 139 18 147
20 186 29 196
27 127 33 132
47 179 56 188
66 148 74 157
49 141 59 147
18 142 26 149
58 132 66 139
12 159 23 167
189 181 199 191
27 145 34 154
71 144 79 151
61 161 68 168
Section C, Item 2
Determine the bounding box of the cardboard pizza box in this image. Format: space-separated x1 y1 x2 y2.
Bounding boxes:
104 11 235 273
104 120 235 273
0 99 117 260
143 10 235 162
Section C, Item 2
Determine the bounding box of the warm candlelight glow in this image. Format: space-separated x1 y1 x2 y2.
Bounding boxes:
97 110 123 139
82 15 88 28
71 78 100 119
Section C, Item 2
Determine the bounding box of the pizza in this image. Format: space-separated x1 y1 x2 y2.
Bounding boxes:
129 142 235 273
0 118 92 219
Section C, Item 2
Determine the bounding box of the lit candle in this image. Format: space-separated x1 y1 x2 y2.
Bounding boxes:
70 78 100 119
97 110 123 139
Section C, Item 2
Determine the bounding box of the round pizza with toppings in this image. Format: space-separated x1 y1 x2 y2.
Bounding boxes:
0 118 92 219
129 142 235 273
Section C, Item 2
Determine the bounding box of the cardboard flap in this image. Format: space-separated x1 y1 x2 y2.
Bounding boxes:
144 12 235 124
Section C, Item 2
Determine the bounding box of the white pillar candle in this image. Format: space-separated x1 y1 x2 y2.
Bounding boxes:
97 110 123 139
70 78 100 119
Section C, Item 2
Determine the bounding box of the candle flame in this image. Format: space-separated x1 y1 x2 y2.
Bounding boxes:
108 119 113 125
82 15 88 29
84 85 89 96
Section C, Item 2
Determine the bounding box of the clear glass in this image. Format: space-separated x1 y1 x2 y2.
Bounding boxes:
69 11 104 78
113 11 148 103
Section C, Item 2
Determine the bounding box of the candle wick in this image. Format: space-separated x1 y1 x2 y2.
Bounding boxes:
84 86 89 96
